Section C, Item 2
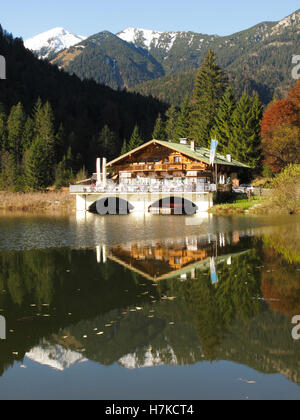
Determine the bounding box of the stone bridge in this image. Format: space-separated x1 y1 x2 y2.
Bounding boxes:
70 188 214 214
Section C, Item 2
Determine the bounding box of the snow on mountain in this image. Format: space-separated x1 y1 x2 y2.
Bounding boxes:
117 27 179 52
24 27 87 59
118 346 178 369
26 341 88 371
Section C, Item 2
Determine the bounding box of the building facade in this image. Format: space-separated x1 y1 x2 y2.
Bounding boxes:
106 139 249 190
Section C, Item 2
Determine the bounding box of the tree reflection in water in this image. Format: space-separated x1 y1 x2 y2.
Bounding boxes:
0 225 299 384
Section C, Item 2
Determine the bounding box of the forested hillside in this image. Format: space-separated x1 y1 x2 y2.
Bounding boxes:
131 10 300 106
51 31 164 89
0 26 167 190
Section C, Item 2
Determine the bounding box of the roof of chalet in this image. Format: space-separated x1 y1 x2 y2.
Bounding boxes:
106 139 250 169
107 249 249 282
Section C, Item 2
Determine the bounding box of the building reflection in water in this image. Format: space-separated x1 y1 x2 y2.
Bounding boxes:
95 230 252 283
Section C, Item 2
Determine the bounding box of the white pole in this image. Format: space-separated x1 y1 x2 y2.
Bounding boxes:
102 245 107 264
96 246 101 264
102 158 107 188
97 158 101 184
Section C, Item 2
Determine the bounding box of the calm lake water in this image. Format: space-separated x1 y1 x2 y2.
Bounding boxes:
0 212 299 400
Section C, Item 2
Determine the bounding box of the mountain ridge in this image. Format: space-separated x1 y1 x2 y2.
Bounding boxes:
24 9 300 104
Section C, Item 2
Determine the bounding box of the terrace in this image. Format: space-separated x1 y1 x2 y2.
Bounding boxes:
69 179 217 194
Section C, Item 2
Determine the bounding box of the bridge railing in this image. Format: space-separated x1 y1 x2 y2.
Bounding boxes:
70 183 216 194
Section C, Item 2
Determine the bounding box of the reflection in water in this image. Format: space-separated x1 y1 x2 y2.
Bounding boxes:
0 217 300 397
106 232 251 282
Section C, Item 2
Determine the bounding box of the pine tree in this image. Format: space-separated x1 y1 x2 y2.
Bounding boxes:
55 150 74 188
0 152 20 191
22 116 34 152
152 114 167 140
25 137 50 190
174 95 191 142
98 125 118 161
229 92 263 168
32 98 44 138
26 100 57 188
190 50 227 147
121 139 128 155
40 101 56 164
165 106 178 141
128 125 143 151
6 102 26 163
55 123 66 163
211 87 236 154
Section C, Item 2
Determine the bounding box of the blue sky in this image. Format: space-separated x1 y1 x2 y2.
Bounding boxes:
2 0 300 40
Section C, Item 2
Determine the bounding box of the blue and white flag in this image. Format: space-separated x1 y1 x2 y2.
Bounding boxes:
210 257 218 284
210 139 218 166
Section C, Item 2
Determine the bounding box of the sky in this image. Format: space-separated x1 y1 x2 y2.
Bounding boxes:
1 0 300 40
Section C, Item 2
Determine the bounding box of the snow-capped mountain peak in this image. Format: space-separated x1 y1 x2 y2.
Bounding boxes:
26 341 88 371
117 27 179 51
24 27 87 59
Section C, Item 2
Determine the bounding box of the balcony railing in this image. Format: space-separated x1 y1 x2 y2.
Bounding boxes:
130 163 184 172
70 182 216 194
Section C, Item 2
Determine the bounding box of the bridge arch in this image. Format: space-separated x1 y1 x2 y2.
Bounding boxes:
149 196 198 215
88 197 134 215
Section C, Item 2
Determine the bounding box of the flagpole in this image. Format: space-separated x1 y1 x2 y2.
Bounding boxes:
210 139 218 190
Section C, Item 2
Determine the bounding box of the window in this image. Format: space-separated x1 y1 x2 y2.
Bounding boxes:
174 156 182 163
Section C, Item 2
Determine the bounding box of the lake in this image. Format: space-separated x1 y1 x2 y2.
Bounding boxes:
0 212 299 400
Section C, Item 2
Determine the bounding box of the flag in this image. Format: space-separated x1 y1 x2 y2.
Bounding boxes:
210 139 218 166
210 257 218 284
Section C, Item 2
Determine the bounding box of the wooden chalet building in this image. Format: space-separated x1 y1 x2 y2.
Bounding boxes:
106 139 249 189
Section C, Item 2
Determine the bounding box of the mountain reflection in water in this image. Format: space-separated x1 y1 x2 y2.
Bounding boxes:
0 222 299 389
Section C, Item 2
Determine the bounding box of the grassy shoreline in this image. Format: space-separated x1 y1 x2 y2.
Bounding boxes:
210 196 300 216
209 196 264 215
0 189 75 212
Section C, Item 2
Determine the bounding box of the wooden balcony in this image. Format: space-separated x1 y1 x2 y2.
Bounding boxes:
130 163 185 172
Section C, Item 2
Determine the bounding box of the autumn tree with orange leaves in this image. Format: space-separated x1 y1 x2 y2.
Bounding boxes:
261 81 300 173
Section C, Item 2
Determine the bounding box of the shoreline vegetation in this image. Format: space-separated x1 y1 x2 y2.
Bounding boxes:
0 189 75 212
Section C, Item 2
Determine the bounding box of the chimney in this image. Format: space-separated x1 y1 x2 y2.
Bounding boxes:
96 158 101 184
191 141 195 152
179 138 188 145
226 154 232 163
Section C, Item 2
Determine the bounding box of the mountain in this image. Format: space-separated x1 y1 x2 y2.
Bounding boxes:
26 341 88 371
132 10 300 105
50 31 164 89
25 9 300 105
24 27 86 60
118 27 220 75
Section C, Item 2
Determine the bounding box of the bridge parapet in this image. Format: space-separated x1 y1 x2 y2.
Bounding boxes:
72 190 214 213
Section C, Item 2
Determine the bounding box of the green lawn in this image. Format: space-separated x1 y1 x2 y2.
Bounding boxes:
210 195 263 214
